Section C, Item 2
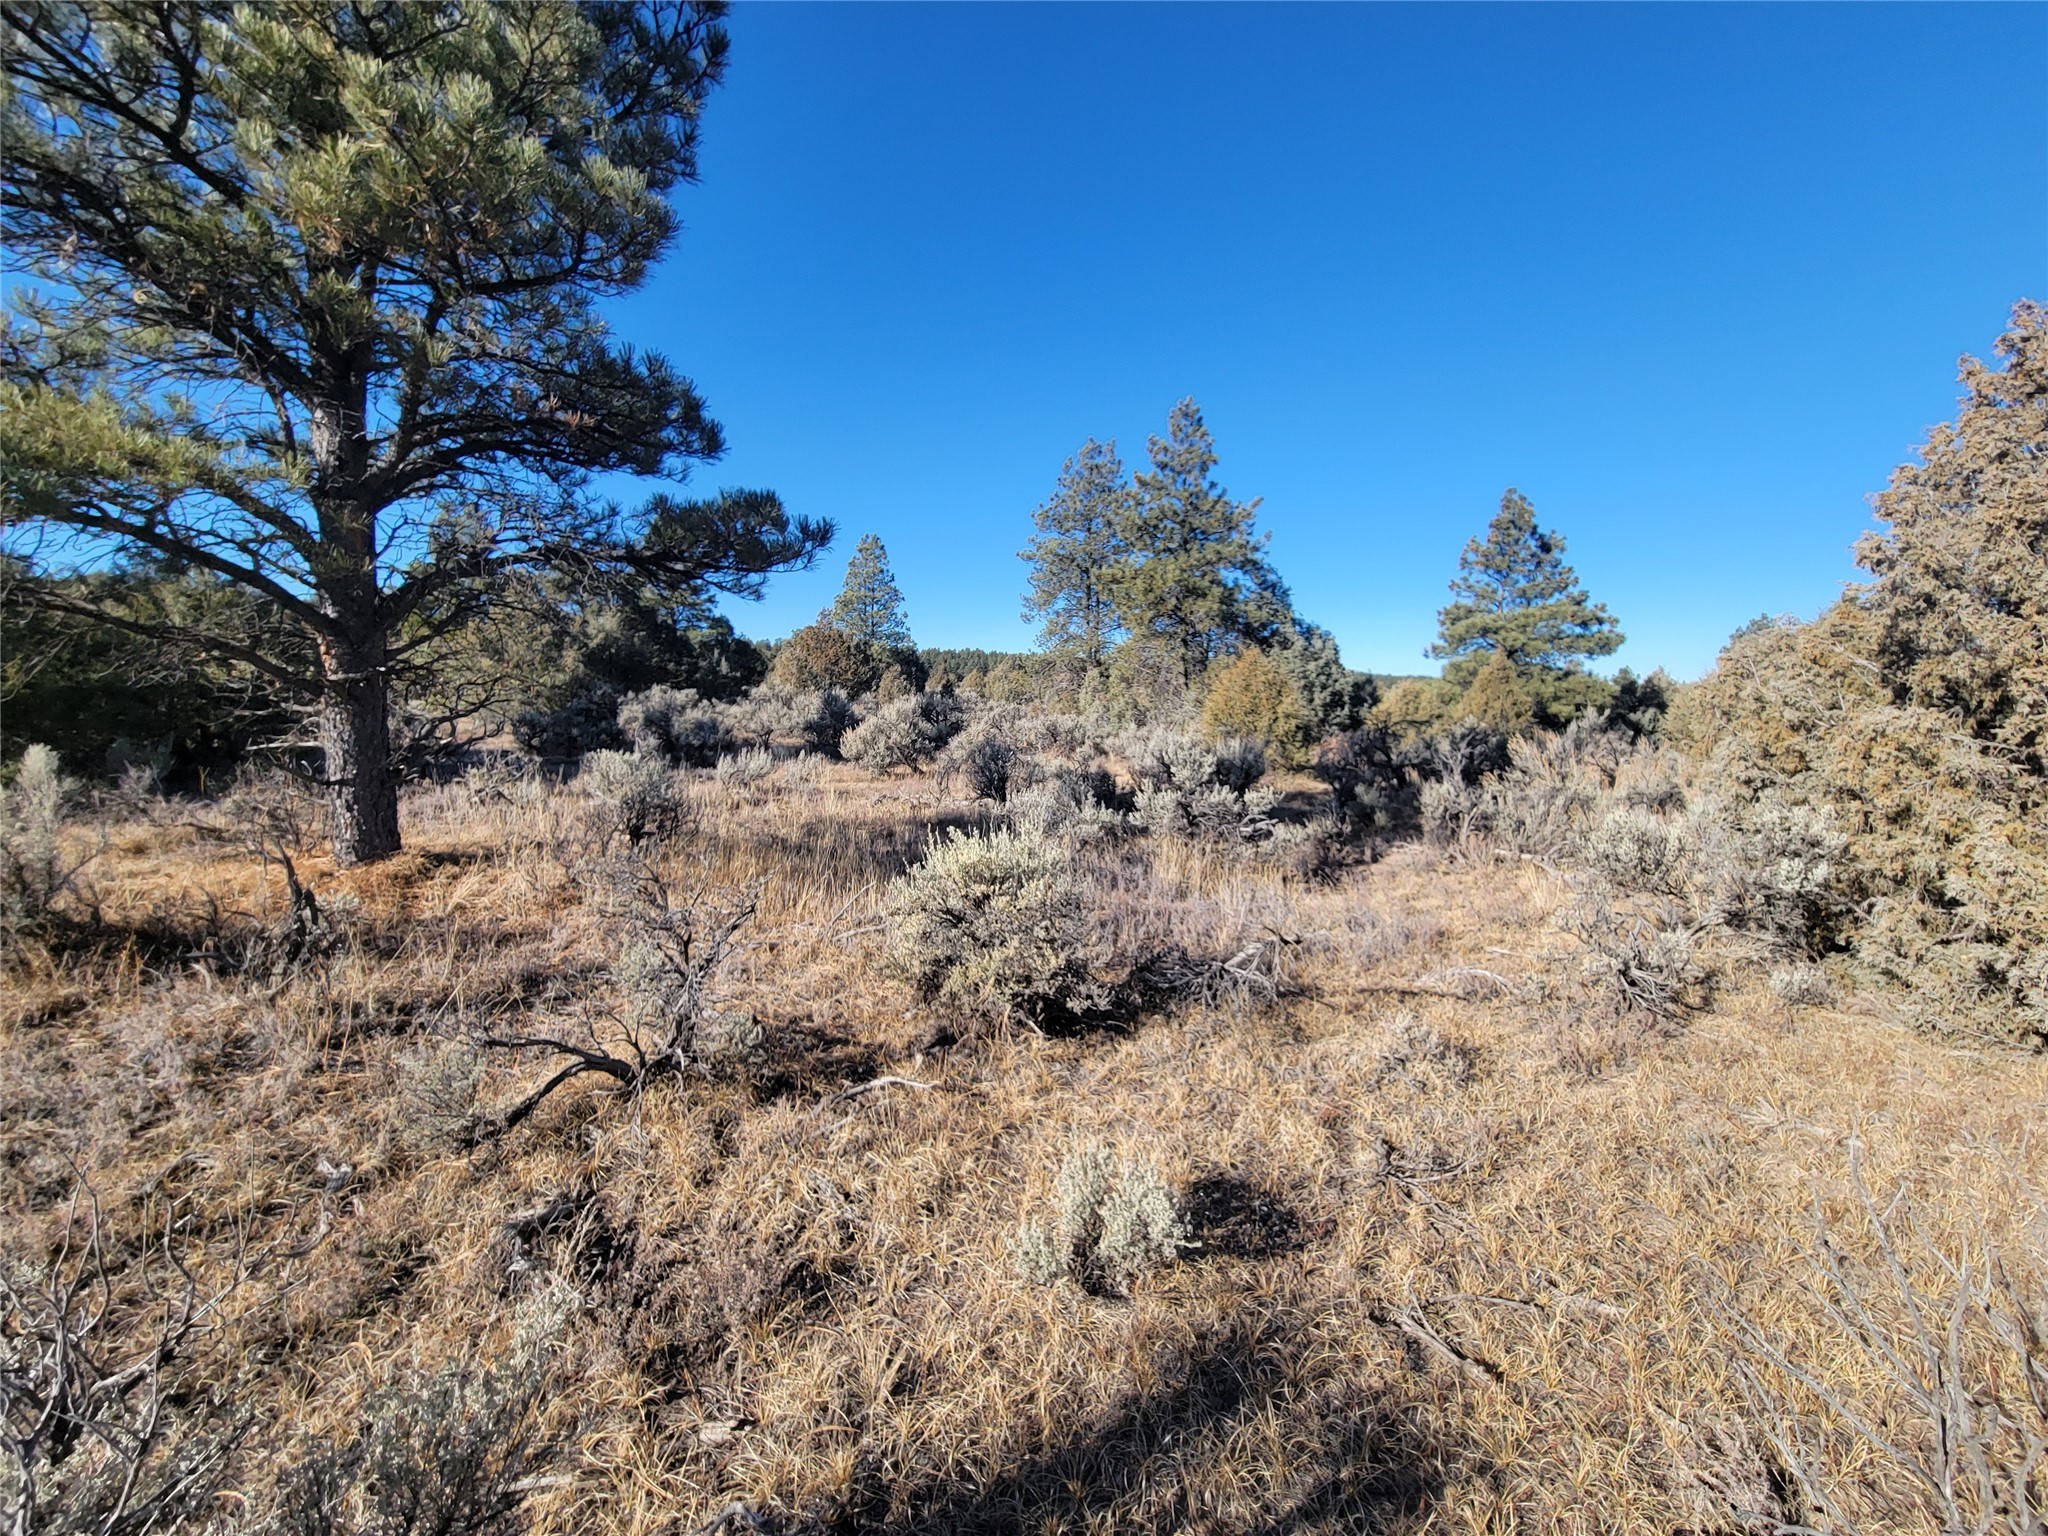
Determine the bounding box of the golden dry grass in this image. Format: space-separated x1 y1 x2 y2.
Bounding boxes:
4 761 2044 1533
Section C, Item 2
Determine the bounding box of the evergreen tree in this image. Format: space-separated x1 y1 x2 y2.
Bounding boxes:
1020 438 1126 668
0 2 830 862
1429 490 1623 690
1274 622 1378 737
828 534 914 653
1103 400 1292 682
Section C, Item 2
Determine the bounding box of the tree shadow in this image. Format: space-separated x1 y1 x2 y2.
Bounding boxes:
827 1314 1465 1534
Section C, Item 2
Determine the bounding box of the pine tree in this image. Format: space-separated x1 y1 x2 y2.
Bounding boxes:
0 2 830 863
1429 491 1623 689
1103 400 1293 682
1020 438 1126 668
829 535 914 654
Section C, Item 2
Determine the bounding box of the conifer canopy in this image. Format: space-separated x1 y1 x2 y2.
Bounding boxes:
0 0 831 862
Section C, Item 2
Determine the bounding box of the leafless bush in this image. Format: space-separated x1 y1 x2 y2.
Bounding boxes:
1015 1146 1188 1297
1 744 97 943
273 1280 574 1536
1370 1013 1475 1093
211 769 345 979
713 747 776 794
2 1183 253 1536
474 860 760 1134
884 826 1101 1028
1563 887 1708 1019
393 1040 487 1153
1715 1152 2048 1534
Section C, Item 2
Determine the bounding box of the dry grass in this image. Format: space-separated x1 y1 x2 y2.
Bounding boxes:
3 761 2044 1533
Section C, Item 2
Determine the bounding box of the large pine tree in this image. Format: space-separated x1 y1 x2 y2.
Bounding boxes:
0 1 830 862
1103 399 1291 681
1019 438 1126 669
1429 490 1622 689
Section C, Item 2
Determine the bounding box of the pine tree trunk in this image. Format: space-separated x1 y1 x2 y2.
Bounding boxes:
319 642 399 866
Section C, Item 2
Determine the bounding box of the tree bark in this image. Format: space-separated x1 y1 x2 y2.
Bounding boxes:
319 641 399 866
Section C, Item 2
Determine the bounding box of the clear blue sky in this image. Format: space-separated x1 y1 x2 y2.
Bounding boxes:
610 1 2048 680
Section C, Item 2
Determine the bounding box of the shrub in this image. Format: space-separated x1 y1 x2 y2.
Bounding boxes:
616 686 730 768
884 826 1100 1027
1015 1145 1187 1296
1200 648 1313 765
1 744 90 939
959 734 1019 803
1679 303 2048 1043
577 750 684 849
841 691 967 776
771 619 884 695
511 687 622 759
712 747 776 793
274 1282 573 1536
1767 962 1833 1007
1006 766 1125 841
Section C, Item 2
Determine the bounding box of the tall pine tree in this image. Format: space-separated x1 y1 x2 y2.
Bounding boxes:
1103 399 1292 681
1429 491 1622 694
828 534 913 653
1019 438 1126 669
0 2 830 862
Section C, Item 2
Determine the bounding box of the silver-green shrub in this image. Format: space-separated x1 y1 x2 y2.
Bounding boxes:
1 745 90 939
1015 1145 1187 1296
577 750 684 849
884 825 1099 1027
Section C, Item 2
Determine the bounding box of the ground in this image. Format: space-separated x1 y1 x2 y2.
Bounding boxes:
4 761 2043 1533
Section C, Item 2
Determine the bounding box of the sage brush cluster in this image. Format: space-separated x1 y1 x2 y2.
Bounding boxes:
1125 730 1277 843
1015 1145 1187 1296
884 825 1100 1027
274 1281 574 1536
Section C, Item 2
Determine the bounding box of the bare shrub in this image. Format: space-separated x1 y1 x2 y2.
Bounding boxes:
2 1184 253 1536
1715 1153 2048 1534
210 769 344 979
475 861 760 1133
713 747 776 794
274 1281 574 1536
1370 1013 1475 1093
884 825 1100 1028
1 744 95 941
393 1040 486 1153
1563 887 1708 1019
1015 1146 1188 1296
